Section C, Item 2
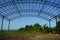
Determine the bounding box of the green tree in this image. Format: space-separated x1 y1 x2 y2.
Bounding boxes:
56 16 60 34
33 23 42 32
51 27 56 33
24 25 34 32
58 16 60 21
29 25 34 32
56 21 60 34
25 25 30 31
18 28 25 31
43 24 49 33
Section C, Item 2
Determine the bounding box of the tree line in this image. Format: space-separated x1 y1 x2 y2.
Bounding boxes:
18 16 60 34
0 16 60 34
18 23 56 33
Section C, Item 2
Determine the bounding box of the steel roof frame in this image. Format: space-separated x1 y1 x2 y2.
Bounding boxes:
0 0 60 32
0 0 60 21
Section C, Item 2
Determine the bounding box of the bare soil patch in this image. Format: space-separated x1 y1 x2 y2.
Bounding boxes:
0 34 60 40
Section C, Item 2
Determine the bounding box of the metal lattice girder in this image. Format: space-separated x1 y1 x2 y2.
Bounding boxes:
40 10 55 17
4 9 39 17
4 9 55 18
50 13 60 20
0 12 10 20
23 9 55 17
0 0 21 16
9 14 49 21
0 0 60 8
12 0 21 16
4 10 19 17
17 0 60 8
0 0 60 21
38 2 45 16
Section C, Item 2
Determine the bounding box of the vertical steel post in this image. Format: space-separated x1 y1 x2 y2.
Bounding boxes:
8 20 10 32
49 19 51 32
55 16 58 33
49 20 51 28
1 16 4 32
55 16 57 27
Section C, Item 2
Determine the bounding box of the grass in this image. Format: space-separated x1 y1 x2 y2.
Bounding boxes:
0 31 48 34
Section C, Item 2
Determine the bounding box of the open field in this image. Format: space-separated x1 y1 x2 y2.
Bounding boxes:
0 34 60 40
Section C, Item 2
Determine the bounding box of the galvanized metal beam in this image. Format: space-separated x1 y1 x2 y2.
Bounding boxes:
8 20 10 32
12 0 21 16
0 0 60 8
1 16 4 32
0 13 10 20
50 14 60 20
0 0 59 21
38 0 45 16
4 9 55 18
10 14 49 21
49 19 51 32
55 16 57 26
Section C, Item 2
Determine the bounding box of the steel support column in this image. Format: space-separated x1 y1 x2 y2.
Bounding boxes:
55 16 58 33
8 20 10 32
55 16 57 26
49 20 51 28
49 19 51 32
1 16 4 32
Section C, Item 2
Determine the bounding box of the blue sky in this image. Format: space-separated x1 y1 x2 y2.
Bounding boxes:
0 17 56 30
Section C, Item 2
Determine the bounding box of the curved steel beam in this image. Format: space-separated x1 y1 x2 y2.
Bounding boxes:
0 13 10 20
0 8 56 21
50 13 60 20
0 0 60 8
6 9 59 21
0 0 59 21
12 0 21 16
4 9 55 17
10 14 49 21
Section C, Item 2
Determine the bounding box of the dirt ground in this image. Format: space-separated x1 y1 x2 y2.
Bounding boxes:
0 34 60 40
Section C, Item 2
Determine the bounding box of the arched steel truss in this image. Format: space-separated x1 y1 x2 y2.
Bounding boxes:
0 0 60 31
